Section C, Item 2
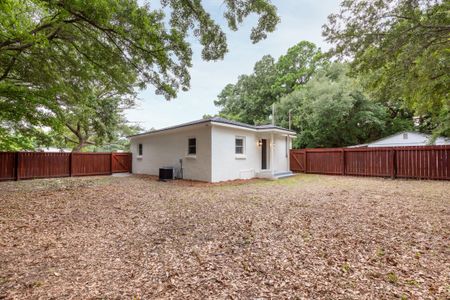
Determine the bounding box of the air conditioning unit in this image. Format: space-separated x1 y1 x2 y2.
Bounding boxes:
159 167 175 181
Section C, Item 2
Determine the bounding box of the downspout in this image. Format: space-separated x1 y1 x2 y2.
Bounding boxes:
270 133 274 175
287 135 290 171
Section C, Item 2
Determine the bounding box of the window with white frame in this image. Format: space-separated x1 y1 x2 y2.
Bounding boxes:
138 143 143 156
235 136 245 154
188 138 196 155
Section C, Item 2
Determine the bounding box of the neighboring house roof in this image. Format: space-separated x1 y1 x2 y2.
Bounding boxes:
37 147 71 152
346 143 369 148
348 131 450 148
129 117 296 138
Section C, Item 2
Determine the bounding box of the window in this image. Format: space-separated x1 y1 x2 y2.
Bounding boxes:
403 133 408 140
138 143 143 156
188 138 196 155
235 137 245 154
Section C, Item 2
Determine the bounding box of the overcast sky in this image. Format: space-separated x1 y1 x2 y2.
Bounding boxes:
126 0 341 131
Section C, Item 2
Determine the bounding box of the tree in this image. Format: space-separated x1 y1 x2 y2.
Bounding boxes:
215 41 324 124
48 84 135 151
80 123 144 152
323 0 450 136
272 41 325 97
0 0 280 150
215 55 278 124
277 63 413 148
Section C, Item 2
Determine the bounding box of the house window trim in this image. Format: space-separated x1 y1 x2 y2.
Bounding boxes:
186 137 197 158
235 136 246 159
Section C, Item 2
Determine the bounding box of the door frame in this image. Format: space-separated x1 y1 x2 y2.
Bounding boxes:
261 139 268 170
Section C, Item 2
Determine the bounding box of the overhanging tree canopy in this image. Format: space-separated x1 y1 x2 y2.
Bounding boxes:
0 0 280 150
323 0 450 136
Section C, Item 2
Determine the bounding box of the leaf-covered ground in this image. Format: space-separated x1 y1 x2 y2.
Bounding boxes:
0 174 448 299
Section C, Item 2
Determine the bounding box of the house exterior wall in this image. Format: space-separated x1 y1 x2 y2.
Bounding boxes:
210 125 292 182
130 125 212 181
368 132 450 147
211 125 260 182
273 135 289 172
130 122 293 183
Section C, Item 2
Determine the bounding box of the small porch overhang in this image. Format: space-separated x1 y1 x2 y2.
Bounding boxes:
254 131 295 179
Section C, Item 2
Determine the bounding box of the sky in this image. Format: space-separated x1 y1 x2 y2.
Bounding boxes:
125 0 341 131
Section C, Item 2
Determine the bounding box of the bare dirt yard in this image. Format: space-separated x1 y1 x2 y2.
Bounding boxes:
0 174 449 299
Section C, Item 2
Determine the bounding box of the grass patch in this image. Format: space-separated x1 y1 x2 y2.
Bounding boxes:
386 272 399 284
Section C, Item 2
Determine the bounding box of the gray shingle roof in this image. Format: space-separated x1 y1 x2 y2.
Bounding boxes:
128 117 296 138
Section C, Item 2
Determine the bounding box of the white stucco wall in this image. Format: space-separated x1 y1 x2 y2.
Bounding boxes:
130 122 293 183
211 125 261 182
130 124 212 181
210 125 291 182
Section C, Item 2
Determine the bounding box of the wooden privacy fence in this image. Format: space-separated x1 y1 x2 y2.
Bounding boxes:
0 152 132 181
290 145 450 180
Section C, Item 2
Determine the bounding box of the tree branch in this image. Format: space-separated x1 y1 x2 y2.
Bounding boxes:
0 18 79 51
0 55 18 81
65 122 83 140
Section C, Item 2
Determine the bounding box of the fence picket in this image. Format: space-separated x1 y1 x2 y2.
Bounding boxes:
0 152 132 181
290 146 449 180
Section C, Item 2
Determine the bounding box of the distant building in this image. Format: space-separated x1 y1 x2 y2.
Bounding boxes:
348 131 450 148
37 147 71 152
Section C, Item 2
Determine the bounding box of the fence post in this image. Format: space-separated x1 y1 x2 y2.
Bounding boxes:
341 148 346 175
14 152 20 181
110 153 113 175
390 149 396 179
304 150 308 173
69 152 73 177
129 153 132 173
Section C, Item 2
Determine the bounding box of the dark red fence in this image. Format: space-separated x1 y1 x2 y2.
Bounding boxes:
290 146 449 180
0 152 132 181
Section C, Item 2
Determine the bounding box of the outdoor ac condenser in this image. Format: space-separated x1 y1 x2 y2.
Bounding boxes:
159 167 175 181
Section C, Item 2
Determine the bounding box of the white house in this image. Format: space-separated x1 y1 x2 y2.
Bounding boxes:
348 131 450 148
129 117 296 182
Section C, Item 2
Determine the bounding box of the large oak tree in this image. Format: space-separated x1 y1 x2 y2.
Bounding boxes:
0 0 280 150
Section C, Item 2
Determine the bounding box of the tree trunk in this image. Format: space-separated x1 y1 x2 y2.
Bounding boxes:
72 142 84 152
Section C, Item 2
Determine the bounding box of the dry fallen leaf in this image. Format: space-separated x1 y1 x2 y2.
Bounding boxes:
0 174 448 299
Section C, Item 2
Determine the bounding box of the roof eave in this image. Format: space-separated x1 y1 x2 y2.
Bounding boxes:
128 118 296 138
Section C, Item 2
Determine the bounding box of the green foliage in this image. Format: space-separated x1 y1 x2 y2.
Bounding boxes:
0 0 279 150
278 63 404 148
49 84 135 151
82 123 143 152
273 41 326 97
323 0 450 137
0 128 37 151
215 55 277 124
215 41 324 124
215 37 417 148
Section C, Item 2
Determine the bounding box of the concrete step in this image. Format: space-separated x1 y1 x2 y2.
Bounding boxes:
273 171 294 179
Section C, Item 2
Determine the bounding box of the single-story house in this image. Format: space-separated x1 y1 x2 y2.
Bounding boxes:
348 131 450 148
129 117 296 182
